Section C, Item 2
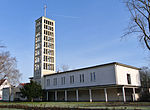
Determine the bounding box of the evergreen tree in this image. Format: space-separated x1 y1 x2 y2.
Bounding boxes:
20 81 42 102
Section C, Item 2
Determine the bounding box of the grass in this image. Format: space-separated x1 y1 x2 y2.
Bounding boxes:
0 108 24 110
0 102 150 110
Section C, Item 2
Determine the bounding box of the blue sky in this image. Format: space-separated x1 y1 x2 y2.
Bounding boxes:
0 0 149 83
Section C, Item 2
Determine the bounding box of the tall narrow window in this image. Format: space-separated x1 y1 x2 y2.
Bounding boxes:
53 78 57 86
90 73 92 81
43 63 46 69
80 74 82 83
70 75 74 84
80 74 84 83
127 74 131 84
61 77 65 85
90 72 96 82
82 74 84 82
93 72 96 81
44 48 45 54
47 79 50 86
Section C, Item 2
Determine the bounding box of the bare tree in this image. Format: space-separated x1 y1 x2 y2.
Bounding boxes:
61 64 69 72
0 46 21 86
139 66 150 101
123 0 150 51
140 66 150 90
57 64 70 72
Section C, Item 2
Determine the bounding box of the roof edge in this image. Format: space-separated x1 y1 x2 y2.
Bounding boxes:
44 62 140 77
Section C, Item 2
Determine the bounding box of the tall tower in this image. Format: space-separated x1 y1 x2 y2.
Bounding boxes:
33 16 56 84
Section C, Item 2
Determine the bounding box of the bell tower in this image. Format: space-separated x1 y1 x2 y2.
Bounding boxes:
33 6 56 84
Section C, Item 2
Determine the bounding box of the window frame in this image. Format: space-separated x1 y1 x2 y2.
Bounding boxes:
127 74 131 84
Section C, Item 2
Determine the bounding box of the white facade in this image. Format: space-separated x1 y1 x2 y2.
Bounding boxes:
43 62 141 102
44 63 140 90
115 64 141 86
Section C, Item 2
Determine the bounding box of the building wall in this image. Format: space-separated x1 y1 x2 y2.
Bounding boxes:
115 65 141 86
41 17 56 76
45 64 116 90
44 63 141 90
0 80 11 100
2 87 14 101
2 88 9 101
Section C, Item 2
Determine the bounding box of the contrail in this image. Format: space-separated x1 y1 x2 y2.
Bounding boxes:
53 14 80 19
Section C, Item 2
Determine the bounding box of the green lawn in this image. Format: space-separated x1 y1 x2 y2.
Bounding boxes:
0 102 150 110
0 108 24 110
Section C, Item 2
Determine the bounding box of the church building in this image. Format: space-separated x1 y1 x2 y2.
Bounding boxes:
33 15 141 102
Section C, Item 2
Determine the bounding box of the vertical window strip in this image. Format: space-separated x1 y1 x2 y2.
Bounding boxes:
82 74 84 82
80 74 82 83
53 78 57 86
47 79 50 86
61 77 63 85
70 76 72 84
80 74 84 83
93 72 96 81
90 73 92 81
61 77 65 85
72 76 74 83
63 77 65 85
70 75 74 84
127 74 131 84
90 72 96 82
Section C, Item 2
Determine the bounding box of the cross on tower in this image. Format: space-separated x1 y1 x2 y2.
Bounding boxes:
44 5 47 17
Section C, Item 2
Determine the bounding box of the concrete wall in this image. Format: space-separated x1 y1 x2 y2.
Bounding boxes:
45 64 116 90
115 65 141 86
44 63 140 90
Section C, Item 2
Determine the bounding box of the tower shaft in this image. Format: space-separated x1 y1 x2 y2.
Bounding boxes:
34 16 56 85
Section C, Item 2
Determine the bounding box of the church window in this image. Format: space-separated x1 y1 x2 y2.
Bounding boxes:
70 75 74 84
127 74 131 84
47 79 50 86
61 77 65 85
53 78 57 86
80 74 84 83
90 72 96 82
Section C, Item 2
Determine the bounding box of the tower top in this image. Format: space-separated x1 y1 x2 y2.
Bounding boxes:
44 5 47 17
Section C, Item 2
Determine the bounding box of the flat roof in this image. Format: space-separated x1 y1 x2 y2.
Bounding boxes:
44 62 140 77
35 16 55 22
